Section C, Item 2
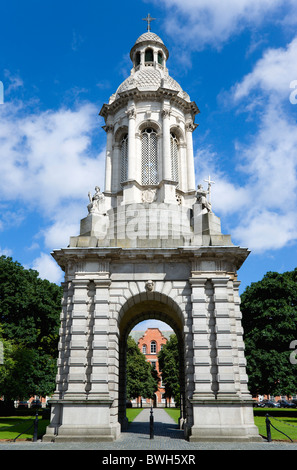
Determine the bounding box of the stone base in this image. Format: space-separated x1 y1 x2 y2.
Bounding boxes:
43 426 120 442
42 398 120 443
188 397 262 442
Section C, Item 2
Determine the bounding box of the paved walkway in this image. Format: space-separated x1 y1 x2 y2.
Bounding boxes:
1 408 297 450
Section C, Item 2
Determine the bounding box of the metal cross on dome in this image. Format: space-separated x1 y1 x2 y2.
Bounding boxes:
142 13 156 32
204 175 215 203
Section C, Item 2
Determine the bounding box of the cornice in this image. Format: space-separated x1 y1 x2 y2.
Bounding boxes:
51 245 250 271
99 88 200 120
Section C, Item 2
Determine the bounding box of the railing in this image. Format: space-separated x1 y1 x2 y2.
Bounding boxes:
265 413 293 442
12 412 39 442
150 406 154 439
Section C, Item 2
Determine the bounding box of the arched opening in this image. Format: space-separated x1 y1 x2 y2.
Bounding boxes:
158 51 164 65
145 47 154 64
128 319 177 410
135 51 141 67
170 132 179 185
120 133 128 183
117 293 187 438
141 128 159 185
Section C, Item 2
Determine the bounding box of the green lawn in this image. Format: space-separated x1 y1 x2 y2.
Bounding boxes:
126 407 144 423
254 415 297 441
1 408 296 442
164 407 180 423
0 416 49 441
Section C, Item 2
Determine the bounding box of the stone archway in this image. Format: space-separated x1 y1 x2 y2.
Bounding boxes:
116 291 188 437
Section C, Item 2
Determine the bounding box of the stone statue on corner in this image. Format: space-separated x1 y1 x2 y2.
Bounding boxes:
196 184 212 213
87 186 105 214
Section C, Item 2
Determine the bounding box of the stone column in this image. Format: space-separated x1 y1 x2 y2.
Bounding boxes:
190 277 215 399
54 281 71 399
232 280 251 398
161 104 177 203
88 278 111 398
212 277 238 397
63 278 89 399
162 107 171 181
127 105 136 181
111 142 120 193
185 121 197 192
103 125 114 193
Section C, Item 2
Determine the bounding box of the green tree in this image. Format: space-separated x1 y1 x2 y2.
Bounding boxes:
158 334 180 404
126 336 159 402
0 256 62 400
241 268 297 396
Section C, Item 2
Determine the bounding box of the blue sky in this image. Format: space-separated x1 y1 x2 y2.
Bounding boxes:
0 0 297 313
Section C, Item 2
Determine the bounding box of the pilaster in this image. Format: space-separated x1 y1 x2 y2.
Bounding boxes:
88 278 111 398
190 277 216 399
62 278 90 399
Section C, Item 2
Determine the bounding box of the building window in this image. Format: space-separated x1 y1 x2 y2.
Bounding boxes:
151 361 156 369
120 133 128 183
170 132 179 185
150 341 157 354
141 128 158 185
142 344 147 354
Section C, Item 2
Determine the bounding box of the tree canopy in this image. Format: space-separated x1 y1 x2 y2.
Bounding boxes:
0 256 63 400
241 268 297 397
158 333 180 404
126 336 159 401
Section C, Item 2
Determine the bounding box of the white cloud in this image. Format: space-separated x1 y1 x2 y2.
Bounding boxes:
194 147 250 215
0 246 13 257
233 210 297 251
155 0 294 49
200 37 297 252
0 98 106 253
31 252 63 284
0 100 105 213
233 37 297 100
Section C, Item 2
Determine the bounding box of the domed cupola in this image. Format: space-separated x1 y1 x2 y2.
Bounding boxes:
130 31 169 70
99 18 200 211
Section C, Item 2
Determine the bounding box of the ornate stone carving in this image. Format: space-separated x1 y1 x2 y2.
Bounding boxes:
102 124 114 133
145 279 155 292
126 106 136 119
196 184 212 212
87 186 105 214
141 188 157 203
161 108 171 118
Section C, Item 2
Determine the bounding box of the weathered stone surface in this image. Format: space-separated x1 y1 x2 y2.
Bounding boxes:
44 26 261 443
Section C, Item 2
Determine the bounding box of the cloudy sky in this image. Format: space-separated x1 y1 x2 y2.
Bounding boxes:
0 0 297 309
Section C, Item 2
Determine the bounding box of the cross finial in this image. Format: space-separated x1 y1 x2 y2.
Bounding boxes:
143 13 156 32
204 175 215 203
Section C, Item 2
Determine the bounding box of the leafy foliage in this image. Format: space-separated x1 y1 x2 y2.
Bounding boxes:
241 268 297 396
158 334 180 404
126 336 159 400
0 256 62 400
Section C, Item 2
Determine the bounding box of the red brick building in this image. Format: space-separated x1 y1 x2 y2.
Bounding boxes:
130 328 174 407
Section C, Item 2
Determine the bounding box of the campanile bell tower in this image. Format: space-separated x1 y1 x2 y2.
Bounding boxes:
99 24 198 212
44 19 261 444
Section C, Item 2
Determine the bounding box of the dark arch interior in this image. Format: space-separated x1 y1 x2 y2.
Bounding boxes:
117 297 186 432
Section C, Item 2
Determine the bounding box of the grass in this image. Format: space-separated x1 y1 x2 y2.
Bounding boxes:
254 415 297 441
0 416 49 441
1 408 296 442
163 407 180 423
126 407 144 423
